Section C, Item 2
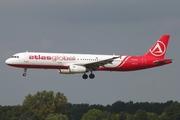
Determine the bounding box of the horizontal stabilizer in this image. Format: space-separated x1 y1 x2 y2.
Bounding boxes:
154 59 173 65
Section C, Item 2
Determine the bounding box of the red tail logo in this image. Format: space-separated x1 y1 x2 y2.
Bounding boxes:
145 35 170 58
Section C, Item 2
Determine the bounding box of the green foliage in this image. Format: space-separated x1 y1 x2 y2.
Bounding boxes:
66 103 89 120
134 109 148 120
111 101 126 114
164 102 180 120
0 91 179 120
119 112 127 120
109 100 172 115
126 113 134 120
81 108 117 120
22 90 68 119
46 114 68 120
81 108 102 120
159 112 168 120
0 105 23 120
147 112 159 120
97 111 114 120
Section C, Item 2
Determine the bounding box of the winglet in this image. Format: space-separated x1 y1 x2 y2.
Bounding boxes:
144 35 170 58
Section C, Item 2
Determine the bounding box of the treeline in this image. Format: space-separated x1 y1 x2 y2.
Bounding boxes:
66 100 175 120
0 90 180 120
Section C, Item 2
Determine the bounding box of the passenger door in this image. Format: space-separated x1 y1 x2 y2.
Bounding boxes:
24 52 29 62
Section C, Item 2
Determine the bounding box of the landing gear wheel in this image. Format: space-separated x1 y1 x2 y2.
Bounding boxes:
23 73 26 77
89 73 95 79
82 74 88 79
23 68 27 77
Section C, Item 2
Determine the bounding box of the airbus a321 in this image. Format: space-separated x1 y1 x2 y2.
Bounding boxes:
5 35 172 79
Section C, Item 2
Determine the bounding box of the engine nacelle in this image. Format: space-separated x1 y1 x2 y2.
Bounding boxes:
59 65 87 74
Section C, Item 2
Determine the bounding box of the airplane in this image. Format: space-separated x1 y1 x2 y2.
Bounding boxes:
5 35 172 79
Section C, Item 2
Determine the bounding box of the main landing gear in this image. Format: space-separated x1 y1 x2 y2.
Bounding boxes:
82 73 95 79
23 68 27 77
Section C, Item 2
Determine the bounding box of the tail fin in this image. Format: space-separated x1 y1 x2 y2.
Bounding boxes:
144 35 170 58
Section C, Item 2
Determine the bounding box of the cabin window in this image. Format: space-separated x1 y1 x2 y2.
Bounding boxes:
12 56 19 58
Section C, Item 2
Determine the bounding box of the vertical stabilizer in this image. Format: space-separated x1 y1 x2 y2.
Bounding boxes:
144 35 170 58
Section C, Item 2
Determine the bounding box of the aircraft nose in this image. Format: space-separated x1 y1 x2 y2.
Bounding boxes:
5 58 12 65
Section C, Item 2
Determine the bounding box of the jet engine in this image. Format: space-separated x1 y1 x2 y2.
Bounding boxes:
59 65 87 74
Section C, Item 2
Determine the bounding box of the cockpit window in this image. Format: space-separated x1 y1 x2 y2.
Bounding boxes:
11 56 19 58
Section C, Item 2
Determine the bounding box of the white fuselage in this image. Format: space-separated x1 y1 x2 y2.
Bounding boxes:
6 52 127 69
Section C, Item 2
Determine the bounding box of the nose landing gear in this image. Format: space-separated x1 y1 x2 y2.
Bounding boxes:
23 68 27 77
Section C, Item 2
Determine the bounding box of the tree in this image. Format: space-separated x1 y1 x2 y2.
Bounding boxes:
22 90 67 119
66 103 89 120
134 109 148 120
111 101 126 114
118 112 126 120
46 114 68 120
159 112 168 120
126 113 134 120
81 108 102 120
164 102 180 120
96 111 114 120
147 112 159 120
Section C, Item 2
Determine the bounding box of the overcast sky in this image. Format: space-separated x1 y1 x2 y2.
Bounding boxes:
1 0 180 106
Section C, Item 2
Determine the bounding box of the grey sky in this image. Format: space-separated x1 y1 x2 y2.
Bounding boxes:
1 0 180 105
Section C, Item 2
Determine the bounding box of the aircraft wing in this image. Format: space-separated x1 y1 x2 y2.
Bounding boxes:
77 56 119 70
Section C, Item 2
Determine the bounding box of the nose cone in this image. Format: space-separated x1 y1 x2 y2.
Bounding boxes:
5 58 12 65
